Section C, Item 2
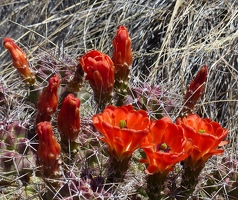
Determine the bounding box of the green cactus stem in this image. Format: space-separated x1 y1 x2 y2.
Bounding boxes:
114 79 129 106
106 154 131 187
175 164 204 199
146 171 167 200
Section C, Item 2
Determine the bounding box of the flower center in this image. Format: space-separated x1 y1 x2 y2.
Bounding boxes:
119 120 127 129
157 142 171 153
198 129 206 133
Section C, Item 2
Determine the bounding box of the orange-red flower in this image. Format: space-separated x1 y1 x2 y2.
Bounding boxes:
3 37 36 85
112 25 132 81
37 121 61 176
140 117 193 174
58 94 80 141
80 50 115 104
184 65 208 110
36 74 60 123
176 114 228 168
92 105 149 160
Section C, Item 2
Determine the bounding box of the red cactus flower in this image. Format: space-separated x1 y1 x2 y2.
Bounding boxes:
36 74 60 123
3 37 36 85
92 105 149 160
80 50 115 104
112 25 133 81
176 114 228 169
184 65 208 110
37 121 61 176
140 117 193 174
58 94 80 141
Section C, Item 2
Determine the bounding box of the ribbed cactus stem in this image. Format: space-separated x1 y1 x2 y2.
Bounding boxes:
24 176 44 198
114 79 129 106
61 139 79 163
96 92 113 112
60 63 85 102
106 154 131 186
175 163 204 199
66 63 84 93
4 133 16 150
150 103 164 119
26 85 40 107
146 172 167 200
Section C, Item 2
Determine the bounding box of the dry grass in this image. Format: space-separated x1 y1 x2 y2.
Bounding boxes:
0 0 238 199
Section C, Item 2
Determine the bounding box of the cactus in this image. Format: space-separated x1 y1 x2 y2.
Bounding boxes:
36 50 84 100
126 83 175 119
0 120 36 184
205 157 238 200
0 1 237 199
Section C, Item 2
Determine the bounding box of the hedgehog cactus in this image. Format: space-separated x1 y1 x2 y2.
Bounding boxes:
0 15 231 199
36 51 84 99
205 157 238 199
0 121 36 174
36 51 77 84
45 170 111 199
127 83 174 119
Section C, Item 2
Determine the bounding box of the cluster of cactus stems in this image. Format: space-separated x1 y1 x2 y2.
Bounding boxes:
0 25 235 199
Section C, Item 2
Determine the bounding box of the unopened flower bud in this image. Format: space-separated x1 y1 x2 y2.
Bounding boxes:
58 94 80 141
37 121 61 176
80 50 114 105
184 65 208 111
3 37 36 85
112 26 132 82
36 74 60 123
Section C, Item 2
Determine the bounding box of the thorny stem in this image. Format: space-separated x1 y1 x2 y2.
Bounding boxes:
106 155 131 187
146 172 168 200
175 164 204 200
61 138 79 163
114 80 129 106
26 85 40 107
